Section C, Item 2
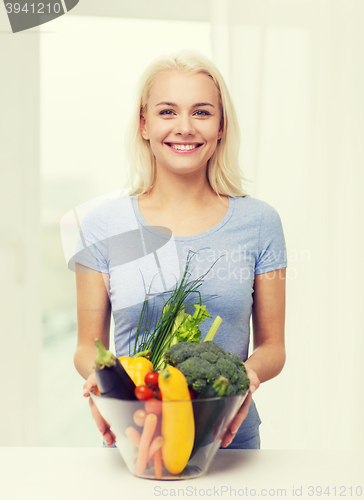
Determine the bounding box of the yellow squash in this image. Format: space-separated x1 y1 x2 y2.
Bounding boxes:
118 356 153 387
158 366 195 474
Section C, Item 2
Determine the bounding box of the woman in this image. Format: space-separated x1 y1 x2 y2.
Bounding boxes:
75 51 286 449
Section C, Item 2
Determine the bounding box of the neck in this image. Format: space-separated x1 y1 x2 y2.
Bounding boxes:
145 166 218 209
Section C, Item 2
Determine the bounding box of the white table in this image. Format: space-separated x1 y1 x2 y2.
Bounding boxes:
0 448 363 500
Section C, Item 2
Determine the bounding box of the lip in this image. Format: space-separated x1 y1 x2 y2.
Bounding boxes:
164 142 203 154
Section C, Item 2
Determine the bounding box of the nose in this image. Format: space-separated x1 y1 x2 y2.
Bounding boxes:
174 114 195 136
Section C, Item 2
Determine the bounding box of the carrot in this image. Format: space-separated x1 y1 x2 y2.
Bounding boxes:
154 448 162 479
136 413 157 475
125 426 141 447
147 436 164 462
133 409 147 427
155 414 162 436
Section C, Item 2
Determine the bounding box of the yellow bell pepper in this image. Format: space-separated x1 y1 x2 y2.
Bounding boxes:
118 355 153 387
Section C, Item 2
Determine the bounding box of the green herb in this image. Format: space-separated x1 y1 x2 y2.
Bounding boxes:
131 249 221 369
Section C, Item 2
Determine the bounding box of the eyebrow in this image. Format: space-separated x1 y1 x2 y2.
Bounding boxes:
155 101 215 108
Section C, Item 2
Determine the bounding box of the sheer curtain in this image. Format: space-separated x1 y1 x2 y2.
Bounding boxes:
210 0 363 450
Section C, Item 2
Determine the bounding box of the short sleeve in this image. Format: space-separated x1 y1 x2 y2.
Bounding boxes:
70 203 109 273
255 204 287 275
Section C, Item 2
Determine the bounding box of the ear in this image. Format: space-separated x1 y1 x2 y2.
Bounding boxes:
140 115 149 141
218 117 224 140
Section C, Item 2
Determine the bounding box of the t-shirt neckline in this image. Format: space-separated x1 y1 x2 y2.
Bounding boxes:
131 195 236 241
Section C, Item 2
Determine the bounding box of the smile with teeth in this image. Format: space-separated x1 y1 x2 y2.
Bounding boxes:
166 143 202 151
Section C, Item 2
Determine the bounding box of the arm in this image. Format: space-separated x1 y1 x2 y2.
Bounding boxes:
221 267 286 447
73 263 116 446
245 266 286 383
74 263 111 377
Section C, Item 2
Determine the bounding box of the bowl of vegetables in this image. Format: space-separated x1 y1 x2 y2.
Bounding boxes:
89 252 251 479
90 338 250 480
91 389 247 480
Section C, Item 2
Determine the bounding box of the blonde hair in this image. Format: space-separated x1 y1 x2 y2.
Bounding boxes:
125 51 250 197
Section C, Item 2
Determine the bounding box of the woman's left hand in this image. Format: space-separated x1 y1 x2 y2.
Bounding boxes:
221 366 260 448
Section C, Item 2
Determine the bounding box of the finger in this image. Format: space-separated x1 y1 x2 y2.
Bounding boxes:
83 372 97 391
104 430 116 447
220 425 236 447
220 392 252 445
102 424 116 446
83 380 97 393
245 367 260 392
83 383 98 398
221 429 236 448
230 392 252 433
89 397 109 435
103 429 116 447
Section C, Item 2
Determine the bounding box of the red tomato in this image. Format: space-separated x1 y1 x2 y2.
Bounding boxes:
144 371 159 390
144 398 162 415
134 385 154 401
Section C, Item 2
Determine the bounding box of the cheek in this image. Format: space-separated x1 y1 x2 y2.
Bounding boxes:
205 132 221 146
201 120 222 140
148 122 171 143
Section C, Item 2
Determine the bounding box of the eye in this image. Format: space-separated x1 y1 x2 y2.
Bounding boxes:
194 110 211 116
159 109 175 116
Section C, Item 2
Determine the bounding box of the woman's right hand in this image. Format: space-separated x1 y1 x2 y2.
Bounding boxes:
83 372 116 447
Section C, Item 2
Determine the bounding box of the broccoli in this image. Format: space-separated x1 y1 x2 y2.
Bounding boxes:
163 341 199 365
164 340 250 396
177 357 216 393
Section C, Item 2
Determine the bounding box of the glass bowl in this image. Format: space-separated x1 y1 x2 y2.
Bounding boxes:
90 389 248 480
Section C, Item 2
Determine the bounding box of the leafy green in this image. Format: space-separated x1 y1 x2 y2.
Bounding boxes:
173 304 212 344
155 303 212 370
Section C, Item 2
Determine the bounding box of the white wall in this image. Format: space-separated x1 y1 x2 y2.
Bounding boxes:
210 0 364 450
0 14 41 445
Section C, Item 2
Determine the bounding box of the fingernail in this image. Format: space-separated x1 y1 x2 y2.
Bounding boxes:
250 385 256 394
83 389 89 396
231 428 237 434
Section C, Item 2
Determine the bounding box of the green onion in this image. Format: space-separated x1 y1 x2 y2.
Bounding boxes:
131 249 221 368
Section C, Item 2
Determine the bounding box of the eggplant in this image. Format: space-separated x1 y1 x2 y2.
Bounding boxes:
189 376 231 459
94 338 137 400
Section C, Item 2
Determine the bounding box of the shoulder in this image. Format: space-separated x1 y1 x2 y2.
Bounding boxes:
232 196 282 222
78 193 139 239
77 198 114 243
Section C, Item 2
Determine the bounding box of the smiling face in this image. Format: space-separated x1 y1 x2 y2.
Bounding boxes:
140 70 223 179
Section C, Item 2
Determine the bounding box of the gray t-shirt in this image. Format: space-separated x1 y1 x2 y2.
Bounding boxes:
72 194 287 447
